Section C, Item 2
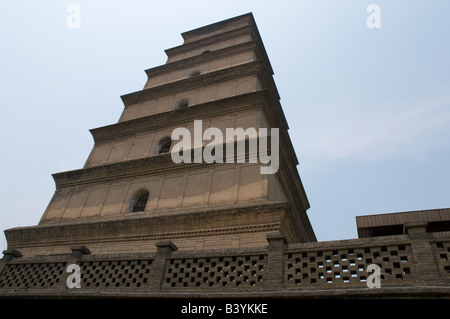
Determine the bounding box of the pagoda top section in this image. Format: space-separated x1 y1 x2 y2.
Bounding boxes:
181 13 256 44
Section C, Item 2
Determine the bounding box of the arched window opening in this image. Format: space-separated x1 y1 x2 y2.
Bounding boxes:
131 190 149 212
157 136 172 154
175 98 189 110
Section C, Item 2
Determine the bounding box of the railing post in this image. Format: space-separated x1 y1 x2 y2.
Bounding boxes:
265 232 287 290
404 221 442 286
0 249 22 276
148 241 178 291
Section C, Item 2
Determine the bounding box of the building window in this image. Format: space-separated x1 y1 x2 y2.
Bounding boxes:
175 98 189 110
157 136 172 154
189 70 201 77
130 190 149 212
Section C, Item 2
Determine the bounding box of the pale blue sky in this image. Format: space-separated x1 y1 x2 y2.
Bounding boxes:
1 1 449 250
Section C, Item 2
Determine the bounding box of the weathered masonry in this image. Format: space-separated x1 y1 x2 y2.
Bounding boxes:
1 13 449 298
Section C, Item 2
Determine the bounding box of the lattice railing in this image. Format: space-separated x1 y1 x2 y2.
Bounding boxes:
79 258 154 289
432 240 450 276
1 232 450 295
284 242 415 288
162 253 266 289
0 260 66 289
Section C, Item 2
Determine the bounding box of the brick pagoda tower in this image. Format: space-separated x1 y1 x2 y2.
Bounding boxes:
4 13 316 258
1 13 449 299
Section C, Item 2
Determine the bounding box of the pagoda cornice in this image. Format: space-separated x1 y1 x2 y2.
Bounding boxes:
121 60 265 106
164 25 254 59
93 91 269 143
145 41 261 78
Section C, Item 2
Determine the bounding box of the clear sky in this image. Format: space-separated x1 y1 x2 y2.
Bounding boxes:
1 1 449 251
